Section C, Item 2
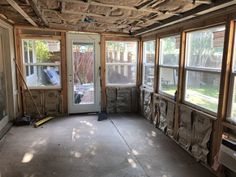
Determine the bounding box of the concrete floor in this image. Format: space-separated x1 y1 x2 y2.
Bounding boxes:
0 114 216 177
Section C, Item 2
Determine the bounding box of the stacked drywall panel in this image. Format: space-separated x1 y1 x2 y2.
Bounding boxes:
177 105 213 163
44 91 61 115
106 87 137 113
140 93 213 164
106 87 116 113
117 88 132 113
24 90 43 116
140 88 153 121
24 90 62 117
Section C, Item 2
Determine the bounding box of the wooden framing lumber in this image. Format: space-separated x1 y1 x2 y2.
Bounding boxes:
210 19 235 168
28 0 48 27
6 0 38 27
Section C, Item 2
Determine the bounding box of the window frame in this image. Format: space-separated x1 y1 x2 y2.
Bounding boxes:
22 39 62 89
105 40 138 87
227 22 236 123
142 39 156 90
158 34 181 99
182 25 226 116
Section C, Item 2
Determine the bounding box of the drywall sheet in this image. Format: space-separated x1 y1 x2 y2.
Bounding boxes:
106 87 136 113
24 90 62 116
152 94 160 127
166 102 175 137
178 105 192 150
24 90 43 116
158 99 167 132
106 87 116 113
44 91 61 115
191 111 212 163
143 90 153 121
117 88 132 113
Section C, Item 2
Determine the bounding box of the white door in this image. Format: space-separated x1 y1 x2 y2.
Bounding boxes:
0 27 9 131
67 33 101 113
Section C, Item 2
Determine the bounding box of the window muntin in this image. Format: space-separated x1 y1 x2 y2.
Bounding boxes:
159 35 180 96
184 26 225 113
22 39 61 88
142 40 155 88
106 41 138 85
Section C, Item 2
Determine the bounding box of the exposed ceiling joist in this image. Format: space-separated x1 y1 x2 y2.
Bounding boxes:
6 0 38 27
57 0 162 14
28 0 48 26
133 0 236 36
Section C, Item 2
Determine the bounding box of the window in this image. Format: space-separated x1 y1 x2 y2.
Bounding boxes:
159 35 180 96
22 39 61 88
142 40 155 89
106 41 138 85
184 26 225 113
227 26 236 124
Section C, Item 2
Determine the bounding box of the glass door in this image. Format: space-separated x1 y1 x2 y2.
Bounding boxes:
67 33 100 113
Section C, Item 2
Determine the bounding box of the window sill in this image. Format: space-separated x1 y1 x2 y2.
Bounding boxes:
223 121 236 131
141 85 153 92
26 87 61 90
155 93 176 104
181 101 217 119
106 84 136 88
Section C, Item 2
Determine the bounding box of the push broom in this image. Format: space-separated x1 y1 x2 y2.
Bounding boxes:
14 58 54 127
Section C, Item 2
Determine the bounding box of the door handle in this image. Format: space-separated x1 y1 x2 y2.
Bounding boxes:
99 66 101 78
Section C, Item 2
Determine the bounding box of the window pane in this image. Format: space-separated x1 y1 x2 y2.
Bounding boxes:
231 78 236 119
26 66 60 87
106 64 136 85
186 26 225 69
143 40 155 63
23 39 61 64
143 40 155 88
73 42 94 104
160 35 180 66
106 41 137 85
159 67 178 96
185 71 220 112
143 65 154 87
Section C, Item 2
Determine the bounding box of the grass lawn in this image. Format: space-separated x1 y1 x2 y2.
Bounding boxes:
188 85 219 99
161 84 219 112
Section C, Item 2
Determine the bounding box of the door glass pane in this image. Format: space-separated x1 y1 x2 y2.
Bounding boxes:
0 36 7 120
73 42 94 104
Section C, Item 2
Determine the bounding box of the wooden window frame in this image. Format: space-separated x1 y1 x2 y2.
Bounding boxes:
105 40 138 87
142 40 156 91
182 25 226 116
21 38 62 89
158 34 181 99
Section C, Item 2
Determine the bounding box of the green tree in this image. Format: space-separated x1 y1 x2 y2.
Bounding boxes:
35 41 51 62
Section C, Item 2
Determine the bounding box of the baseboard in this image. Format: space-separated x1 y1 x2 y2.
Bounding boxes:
0 122 12 140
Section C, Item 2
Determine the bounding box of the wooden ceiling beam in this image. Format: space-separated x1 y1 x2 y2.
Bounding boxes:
28 0 48 26
6 0 38 27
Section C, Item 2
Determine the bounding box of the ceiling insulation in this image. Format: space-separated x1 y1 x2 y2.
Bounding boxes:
0 0 234 34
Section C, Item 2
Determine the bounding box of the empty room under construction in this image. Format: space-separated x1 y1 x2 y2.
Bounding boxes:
0 0 236 177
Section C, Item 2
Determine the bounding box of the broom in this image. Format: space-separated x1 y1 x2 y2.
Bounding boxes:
14 58 53 127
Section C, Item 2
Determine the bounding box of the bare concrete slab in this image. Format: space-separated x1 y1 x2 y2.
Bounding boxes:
0 114 216 177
